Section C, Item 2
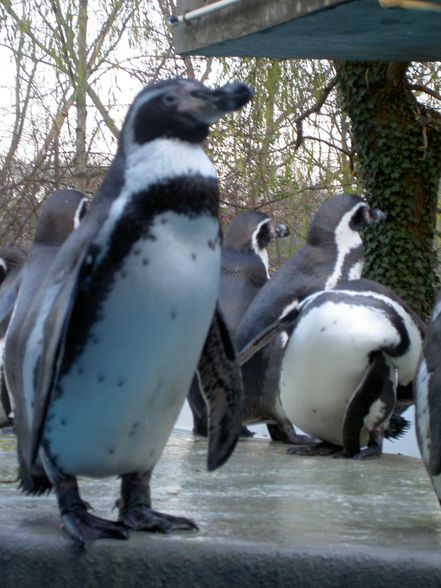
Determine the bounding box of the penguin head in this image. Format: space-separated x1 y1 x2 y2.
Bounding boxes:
121 78 253 152
307 193 385 246
0 246 26 284
34 189 88 247
223 211 273 254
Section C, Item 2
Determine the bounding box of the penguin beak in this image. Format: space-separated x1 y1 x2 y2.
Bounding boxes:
363 207 386 224
274 223 290 238
179 82 253 124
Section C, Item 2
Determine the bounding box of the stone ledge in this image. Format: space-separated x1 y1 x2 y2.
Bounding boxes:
1 430 441 587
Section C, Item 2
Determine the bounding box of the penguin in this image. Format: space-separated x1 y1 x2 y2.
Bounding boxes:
235 194 385 442
278 279 424 458
414 292 441 504
2 189 88 428
7 78 250 547
188 211 288 437
0 246 27 427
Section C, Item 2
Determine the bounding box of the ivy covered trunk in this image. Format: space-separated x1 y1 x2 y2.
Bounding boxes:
336 61 441 319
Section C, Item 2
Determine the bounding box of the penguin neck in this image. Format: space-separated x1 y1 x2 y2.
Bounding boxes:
93 138 219 264
322 210 364 289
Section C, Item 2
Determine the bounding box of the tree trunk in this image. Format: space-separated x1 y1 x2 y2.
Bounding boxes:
75 0 88 194
336 61 441 319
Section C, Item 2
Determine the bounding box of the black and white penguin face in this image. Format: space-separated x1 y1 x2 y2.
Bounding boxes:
307 193 385 246
34 189 89 246
121 79 253 151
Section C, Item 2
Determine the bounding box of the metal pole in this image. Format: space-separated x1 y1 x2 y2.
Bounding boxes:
169 0 242 26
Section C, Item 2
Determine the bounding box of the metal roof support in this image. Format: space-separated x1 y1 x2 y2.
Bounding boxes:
169 0 242 26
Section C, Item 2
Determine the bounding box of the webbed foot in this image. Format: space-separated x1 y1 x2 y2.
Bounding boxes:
62 508 129 548
57 477 128 548
287 441 341 456
119 505 198 533
119 471 198 535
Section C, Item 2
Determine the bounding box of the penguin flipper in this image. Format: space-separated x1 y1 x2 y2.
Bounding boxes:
342 351 396 457
22 216 103 478
197 307 244 471
237 305 300 365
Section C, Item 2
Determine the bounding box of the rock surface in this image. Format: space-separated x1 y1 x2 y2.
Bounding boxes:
1 429 441 586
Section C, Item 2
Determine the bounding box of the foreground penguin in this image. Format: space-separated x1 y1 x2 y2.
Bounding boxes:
9 79 250 546
2 189 88 428
235 195 385 441
415 293 441 503
279 279 424 458
188 211 288 437
0 246 27 427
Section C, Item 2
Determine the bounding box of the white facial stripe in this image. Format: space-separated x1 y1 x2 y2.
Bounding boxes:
251 219 271 278
325 203 365 290
0 258 7 274
95 138 217 264
74 198 88 229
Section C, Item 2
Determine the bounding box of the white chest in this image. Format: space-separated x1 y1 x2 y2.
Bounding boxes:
280 302 400 446
44 212 220 477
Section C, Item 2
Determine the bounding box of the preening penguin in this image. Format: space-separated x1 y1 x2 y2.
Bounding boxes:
10 79 250 546
0 246 27 427
188 211 288 437
415 293 441 503
235 194 385 442
280 279 424 458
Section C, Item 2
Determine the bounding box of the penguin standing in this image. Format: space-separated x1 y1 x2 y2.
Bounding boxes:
3 189 88 426
279 279 424 458
188 211 288 437
236 194 385 440
0 246 27 427
415 292 441 502
8 79 250 546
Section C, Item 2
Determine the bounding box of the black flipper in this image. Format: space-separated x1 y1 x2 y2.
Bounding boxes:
342 351 396 457
237 304 301 365
197 307 244 471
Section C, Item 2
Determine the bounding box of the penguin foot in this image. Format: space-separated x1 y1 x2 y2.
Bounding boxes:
56 476 129 547
119 506 198 534
61 509 130 548
287 442 341 456
267 422 316 445
119 471 198 533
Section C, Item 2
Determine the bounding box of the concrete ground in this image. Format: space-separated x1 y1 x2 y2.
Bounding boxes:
1 429 441 587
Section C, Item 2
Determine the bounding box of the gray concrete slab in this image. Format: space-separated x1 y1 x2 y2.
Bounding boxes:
1 429 441 587
174 0 441 61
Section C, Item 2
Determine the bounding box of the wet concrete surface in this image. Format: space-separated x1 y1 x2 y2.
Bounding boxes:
1 429 441 586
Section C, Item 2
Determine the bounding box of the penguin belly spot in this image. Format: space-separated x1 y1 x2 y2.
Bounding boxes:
280 302 400 446
43 213 220 477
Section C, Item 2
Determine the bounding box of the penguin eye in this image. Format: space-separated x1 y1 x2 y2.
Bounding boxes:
162 93 178 107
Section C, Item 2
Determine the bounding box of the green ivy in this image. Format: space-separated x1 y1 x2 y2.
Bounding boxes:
336 62 441 319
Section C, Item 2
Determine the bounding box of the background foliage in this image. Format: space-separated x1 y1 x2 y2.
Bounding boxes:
0 0 440 317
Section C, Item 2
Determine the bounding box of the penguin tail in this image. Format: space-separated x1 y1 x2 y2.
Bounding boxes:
385 414 411 440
